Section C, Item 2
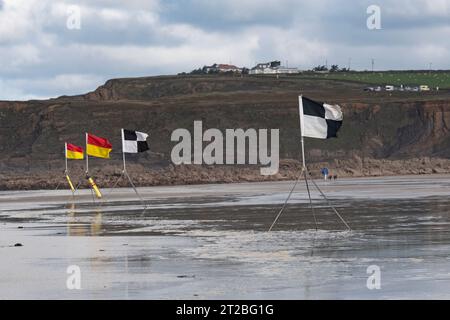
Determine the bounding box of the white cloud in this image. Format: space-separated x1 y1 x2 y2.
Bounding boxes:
43 73 105 93
0 78 48 101
0 44 41 71
412 43 449 62
77 24 261 71
0 0 450 100
0 73 104 101
0 0 39 43
385 0 450 17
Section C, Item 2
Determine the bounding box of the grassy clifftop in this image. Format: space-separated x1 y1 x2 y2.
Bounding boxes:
298 71 450 89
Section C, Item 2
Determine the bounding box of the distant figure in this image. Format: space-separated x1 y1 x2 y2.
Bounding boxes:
333 175 338 181
321 167 329 181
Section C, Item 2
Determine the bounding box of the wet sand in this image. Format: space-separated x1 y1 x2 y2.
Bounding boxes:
1 175 450 299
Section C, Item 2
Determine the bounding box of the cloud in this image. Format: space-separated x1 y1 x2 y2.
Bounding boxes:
0 73 104 101
384 0 449 18
160 0 301 29
0 0 450 100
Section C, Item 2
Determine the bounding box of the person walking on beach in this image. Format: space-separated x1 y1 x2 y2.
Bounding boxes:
321 167 329 181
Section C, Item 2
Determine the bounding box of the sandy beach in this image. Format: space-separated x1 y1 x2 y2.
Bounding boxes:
1 175 450 299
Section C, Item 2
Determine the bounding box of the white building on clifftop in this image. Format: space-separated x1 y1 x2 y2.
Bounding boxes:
249 61 300 75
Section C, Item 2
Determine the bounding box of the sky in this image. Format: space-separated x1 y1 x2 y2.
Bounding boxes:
0 0 450 100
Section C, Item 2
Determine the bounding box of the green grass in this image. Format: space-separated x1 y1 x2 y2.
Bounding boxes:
299 71 450 89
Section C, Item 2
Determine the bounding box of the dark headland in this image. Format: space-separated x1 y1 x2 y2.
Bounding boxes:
1 73 450 190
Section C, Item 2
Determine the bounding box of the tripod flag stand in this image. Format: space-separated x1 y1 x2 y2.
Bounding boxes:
84 133 113 200
269 96 351 232
107 129 150 209
63 142 85 195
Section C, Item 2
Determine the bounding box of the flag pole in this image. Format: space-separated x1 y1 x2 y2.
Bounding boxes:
268 167 304 232
104 129 125 197
299 95 306 170
269 95 350 231
103 129 146 211
121 128 146 210
84 132 102 201
269 95 313 232
64 142 76 194
299 95 350 231
85 133 89 174
64 142 68 174
121 128 126 173
299 95 318 230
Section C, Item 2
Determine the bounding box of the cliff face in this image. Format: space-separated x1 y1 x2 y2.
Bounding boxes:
1 75 450 189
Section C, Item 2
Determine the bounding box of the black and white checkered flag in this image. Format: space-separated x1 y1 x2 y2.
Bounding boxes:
122 129 149 153
299 96 343 139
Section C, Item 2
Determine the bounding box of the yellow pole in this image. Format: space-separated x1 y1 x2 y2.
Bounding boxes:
66 175 75 193
64 142 76 193
87 175 102 199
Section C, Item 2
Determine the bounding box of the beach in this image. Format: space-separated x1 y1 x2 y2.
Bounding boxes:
1 175 450 299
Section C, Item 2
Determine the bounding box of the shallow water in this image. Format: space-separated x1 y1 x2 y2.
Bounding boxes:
1 175 450 299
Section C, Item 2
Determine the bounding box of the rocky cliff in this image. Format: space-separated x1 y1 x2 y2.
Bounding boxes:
1 75 450 190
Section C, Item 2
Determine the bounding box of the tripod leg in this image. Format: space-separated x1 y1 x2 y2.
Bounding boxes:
100 172 125 207
74 178 83 193
304 169 318 231
110 172 124 191
268 167 304 232
125 171 147 211
306 168 351 231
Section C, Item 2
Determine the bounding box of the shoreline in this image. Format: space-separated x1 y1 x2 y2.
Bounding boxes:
1 156 450 191
2 173 450 201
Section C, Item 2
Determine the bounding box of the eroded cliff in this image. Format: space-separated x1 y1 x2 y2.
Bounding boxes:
1 75 450 189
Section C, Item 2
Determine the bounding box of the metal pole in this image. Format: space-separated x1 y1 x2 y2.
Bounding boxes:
306 168 352 231
299 95 318 230
125 171 147 211
298 96 306 169
98 172 124 208
64 142 68 174
268 167 304 232
301 136 306 169
62 142 68 193
85 133 89 174
121 129 126 173
304 169 318 231
268 96 307 232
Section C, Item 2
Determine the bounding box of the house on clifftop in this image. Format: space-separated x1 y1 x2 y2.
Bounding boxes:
204 63 243 74
249 60 300 75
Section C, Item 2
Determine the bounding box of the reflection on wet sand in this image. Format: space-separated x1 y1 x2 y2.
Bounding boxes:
66 203 103 237
2 176 450 299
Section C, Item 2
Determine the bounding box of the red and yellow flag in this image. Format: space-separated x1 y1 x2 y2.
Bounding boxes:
86 133 112 159
66 143 84 160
